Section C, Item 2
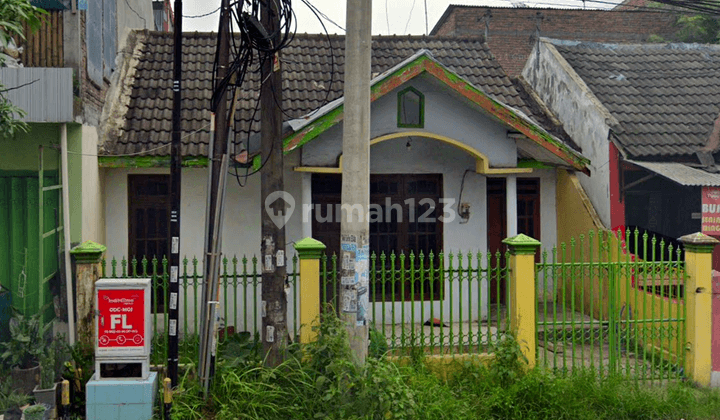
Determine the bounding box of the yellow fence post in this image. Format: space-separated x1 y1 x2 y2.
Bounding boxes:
294 237 326 344
502 233 541 369
680 232 718 387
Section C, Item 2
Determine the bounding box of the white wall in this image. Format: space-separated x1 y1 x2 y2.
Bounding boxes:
522 40 612 228
105 75 562 333
81 125 105 244
104 155 307 336
104 154 306 263
117 0 154 51
303 75 517 168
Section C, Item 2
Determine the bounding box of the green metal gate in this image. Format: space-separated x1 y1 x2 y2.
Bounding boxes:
536 229 686 382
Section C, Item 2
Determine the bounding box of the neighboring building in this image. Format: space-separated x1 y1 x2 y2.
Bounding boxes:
522 39 720 264
153 0 173 32
0 0 155 319
430 4 679 76
99 31 593 329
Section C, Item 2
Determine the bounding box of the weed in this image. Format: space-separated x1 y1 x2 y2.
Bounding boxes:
169 313 720 420
368 325 388 359
489 332 528 387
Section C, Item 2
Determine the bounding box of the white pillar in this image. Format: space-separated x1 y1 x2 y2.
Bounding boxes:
301 172 312 238
506 175 517 237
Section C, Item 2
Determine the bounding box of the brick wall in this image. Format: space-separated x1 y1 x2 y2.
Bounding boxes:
432 7 679 76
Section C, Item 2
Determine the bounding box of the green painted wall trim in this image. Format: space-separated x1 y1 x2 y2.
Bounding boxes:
0 170 59 177
517 159 554 169
283 104 345 153
294 237 327 260
67 124 82 244
502 233 541 255
98 155 210 168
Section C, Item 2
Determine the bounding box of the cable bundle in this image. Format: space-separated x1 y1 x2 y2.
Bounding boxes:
210 0 295 114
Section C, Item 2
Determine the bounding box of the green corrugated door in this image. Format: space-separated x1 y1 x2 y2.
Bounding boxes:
0 171 59 319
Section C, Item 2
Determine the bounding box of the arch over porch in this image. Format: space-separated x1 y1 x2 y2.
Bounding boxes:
293 131 533 175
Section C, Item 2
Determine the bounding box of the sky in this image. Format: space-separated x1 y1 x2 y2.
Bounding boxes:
180 0 626 36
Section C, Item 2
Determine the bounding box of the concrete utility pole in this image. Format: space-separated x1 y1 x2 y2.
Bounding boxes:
340 0 371 363
260 0 288 367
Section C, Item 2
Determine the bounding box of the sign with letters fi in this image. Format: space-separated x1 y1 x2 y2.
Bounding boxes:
95 278 151 357
702 187 720 235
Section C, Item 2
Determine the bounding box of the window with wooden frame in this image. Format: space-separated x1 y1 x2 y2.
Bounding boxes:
311 173 443 302
128 174 171 312
397 87 424 128
370 174 443 302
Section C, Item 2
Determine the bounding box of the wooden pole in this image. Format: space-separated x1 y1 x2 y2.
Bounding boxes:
260 0 288 367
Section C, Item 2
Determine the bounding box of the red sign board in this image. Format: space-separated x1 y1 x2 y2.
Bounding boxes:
702 186 720 235
97 288 145 349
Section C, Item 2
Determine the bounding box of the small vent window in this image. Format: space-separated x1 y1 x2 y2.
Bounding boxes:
397 87 424 128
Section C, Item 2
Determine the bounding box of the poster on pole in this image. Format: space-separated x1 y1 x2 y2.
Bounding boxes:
702 186 720 235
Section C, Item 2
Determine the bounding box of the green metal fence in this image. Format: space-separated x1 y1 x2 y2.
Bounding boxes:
101 255 300 362
103 249 511 361
536 229 686 382
321 250 510 355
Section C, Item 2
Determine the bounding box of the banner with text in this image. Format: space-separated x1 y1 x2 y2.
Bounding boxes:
702 186 720 235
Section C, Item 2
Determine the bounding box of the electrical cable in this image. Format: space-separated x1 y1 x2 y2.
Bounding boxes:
205 0 340 188
299 0 345 32
267 19 337 120
404 0 418 34
184 6 222 19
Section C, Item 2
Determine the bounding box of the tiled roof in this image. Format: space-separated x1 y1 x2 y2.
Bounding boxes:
552 41 720 160
103 31 540 157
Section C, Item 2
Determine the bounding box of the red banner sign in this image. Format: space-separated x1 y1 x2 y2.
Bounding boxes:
97 289 145 349
702 186 720 235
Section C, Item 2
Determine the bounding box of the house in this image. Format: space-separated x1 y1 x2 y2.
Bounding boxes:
430 3 679 76
0 0 155 322
522 38 720 266
99 30 597 328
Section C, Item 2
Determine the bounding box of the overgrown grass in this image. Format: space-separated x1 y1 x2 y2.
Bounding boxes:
171 312 720 420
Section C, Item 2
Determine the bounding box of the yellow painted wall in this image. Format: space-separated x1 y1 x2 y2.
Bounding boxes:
555 169 605 249
553 171 686 360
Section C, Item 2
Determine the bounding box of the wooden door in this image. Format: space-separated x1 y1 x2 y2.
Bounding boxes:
487 178 506 304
